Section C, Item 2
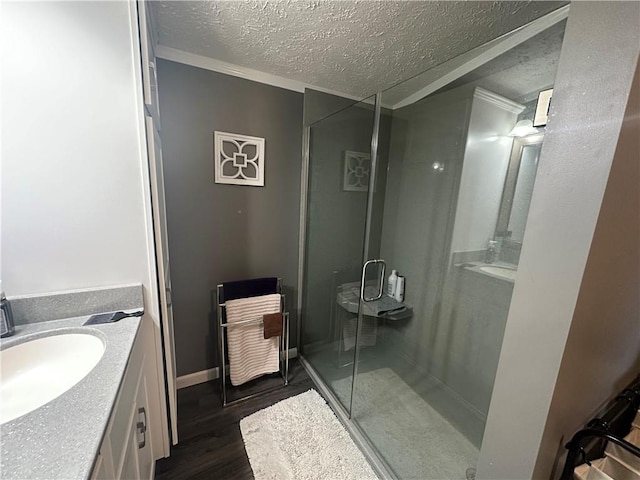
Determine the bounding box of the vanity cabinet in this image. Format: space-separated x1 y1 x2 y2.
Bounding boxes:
91 327 153 480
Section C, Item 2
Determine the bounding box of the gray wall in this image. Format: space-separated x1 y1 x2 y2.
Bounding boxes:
533 55 640 480
157 59 303 376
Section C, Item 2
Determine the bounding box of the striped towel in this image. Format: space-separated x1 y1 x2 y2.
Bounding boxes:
342 316 377 351
225 293 281 386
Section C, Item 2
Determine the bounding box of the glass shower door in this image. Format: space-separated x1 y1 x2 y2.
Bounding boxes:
349 14 568 480
300 95 379 413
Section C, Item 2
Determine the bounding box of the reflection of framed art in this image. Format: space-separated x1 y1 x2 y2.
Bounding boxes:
343 151 371 192
533 89 553 127
214 131 265 186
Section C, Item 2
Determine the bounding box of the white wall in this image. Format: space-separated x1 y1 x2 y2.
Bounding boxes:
1 1 149 294
450 89 521 255
1 0 168 459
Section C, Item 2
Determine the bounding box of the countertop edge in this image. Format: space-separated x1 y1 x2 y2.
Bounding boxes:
0 313 143 479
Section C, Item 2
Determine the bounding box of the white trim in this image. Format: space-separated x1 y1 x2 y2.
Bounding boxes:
155 45 364 101
474 87 525 114
176 348 298 389
176 367 220 390
392 4 570 110
128 0 171 460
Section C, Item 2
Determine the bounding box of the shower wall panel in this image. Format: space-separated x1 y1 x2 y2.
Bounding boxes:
302 102 390 348
379 86 474 365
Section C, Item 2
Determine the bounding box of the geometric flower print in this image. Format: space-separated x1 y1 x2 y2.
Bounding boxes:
343 151 371 192
214 131 265 186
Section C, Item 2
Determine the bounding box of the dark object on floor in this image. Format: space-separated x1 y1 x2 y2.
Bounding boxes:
84 310 143 325
155 359 314 480
263 312 283 339
560 376 640 479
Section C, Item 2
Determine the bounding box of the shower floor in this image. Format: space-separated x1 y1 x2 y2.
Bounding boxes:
303 342 480 479
333 368 478 480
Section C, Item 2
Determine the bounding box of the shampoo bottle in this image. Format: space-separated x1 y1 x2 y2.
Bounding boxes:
387 270 398 297
394 276 405 302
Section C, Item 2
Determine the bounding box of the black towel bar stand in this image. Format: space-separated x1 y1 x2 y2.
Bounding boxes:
560 376 640 479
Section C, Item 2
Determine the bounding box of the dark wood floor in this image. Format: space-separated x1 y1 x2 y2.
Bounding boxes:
155 360 315 479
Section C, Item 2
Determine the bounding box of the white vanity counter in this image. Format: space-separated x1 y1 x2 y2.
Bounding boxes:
0 286 152 479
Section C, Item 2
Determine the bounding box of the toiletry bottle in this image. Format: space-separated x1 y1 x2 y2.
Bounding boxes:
394 276 405 302
387 270 398 297
1 290 15 338
485 240 498 264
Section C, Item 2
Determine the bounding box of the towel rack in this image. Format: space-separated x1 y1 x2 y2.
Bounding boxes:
216 277 290 407
560 376 640 479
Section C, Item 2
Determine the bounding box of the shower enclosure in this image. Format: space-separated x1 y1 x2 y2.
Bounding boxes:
298 7 569 479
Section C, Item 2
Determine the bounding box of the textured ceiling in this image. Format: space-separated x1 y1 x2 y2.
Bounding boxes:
153 1 567 98
445 19 567 103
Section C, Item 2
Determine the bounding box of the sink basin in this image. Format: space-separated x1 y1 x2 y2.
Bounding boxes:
479 265 517 281
0 333 105 424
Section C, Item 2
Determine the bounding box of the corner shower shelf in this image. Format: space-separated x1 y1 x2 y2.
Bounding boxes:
336 282 413 321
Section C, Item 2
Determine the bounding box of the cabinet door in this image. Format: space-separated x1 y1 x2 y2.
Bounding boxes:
136 374 154 480
121 420 141 480
90 453 106 480
91 442 115 480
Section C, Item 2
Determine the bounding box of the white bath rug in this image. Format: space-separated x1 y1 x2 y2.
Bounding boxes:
240 389 378 480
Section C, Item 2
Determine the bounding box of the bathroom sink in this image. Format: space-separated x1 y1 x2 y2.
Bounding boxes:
479 265 517 281
0 332 105 424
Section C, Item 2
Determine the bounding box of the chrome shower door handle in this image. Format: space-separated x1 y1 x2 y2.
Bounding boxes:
360 259 387 302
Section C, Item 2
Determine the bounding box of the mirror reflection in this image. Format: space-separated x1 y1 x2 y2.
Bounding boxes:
503 136 544 243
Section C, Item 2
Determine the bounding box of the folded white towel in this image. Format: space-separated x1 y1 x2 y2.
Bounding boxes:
225 293 281 386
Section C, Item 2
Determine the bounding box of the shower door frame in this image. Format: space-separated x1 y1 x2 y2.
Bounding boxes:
296 92 398 479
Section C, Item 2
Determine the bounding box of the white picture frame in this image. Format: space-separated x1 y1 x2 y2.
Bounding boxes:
343 151 371 192
214 131 265 186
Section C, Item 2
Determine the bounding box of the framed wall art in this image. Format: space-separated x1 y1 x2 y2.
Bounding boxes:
214 131 265 186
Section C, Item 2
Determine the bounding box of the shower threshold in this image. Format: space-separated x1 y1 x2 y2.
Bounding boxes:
297 354 397 480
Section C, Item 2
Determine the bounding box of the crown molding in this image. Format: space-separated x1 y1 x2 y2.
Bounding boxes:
155 45 366 102
474 87 525 114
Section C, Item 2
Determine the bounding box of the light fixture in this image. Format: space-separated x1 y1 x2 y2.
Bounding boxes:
508 119 539 137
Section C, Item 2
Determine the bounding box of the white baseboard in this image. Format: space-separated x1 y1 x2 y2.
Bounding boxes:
176 348 298 389
176 367 220 390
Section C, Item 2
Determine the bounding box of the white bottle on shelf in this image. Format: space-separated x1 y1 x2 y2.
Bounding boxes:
394 276 405 302
387 270 398 297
